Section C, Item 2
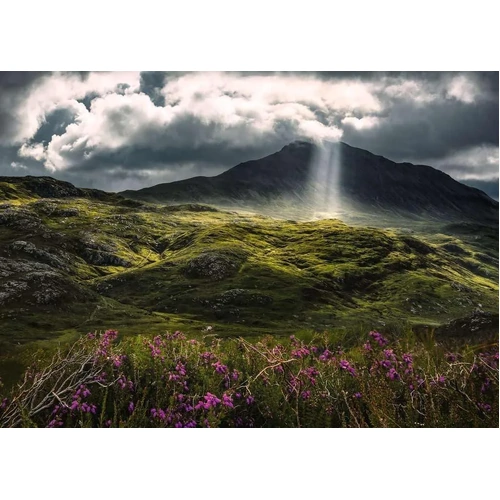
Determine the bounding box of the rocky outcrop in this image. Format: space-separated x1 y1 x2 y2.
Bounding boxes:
8 241 71 271
0 257 91 306
0 207 41 230
183 251 246 280
80 249 131 268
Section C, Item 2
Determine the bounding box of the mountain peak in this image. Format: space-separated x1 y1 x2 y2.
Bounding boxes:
117 142 498 224
280 140 314 151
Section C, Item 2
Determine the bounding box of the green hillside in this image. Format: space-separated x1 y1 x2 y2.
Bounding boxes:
1 186 497 347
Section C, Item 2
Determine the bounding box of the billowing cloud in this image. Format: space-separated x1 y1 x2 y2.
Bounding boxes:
416 145 499 181
0 71 497 192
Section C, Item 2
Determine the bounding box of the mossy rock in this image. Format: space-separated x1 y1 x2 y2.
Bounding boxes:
183 250 247 281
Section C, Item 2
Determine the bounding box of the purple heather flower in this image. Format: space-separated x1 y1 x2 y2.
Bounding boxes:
301 391 311 400
381 360 392 369
94 371 107 383
212 361 229 375
402 353 413 365
319 349 333 362
195 392 221 410
222 393 234 408
339 359 357 377
105 420 112 427
128 402 135 413
384 349 396 361
477 403 492 413
363 342 372 352
149 345 161 358
200 352 216 364
292 347 310 359
386 368 400 381
176 362 187 376
47 419 63 428
481 378 491 393
353 392 362 399
272 345 285 355
246 396 255 405
369 330 388 346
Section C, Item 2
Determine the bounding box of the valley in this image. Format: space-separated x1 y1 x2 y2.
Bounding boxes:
0 176 498 387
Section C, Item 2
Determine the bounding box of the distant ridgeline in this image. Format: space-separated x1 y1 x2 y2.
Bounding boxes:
119 141 499 225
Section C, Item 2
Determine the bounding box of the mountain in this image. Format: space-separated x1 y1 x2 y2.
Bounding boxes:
120 141 499 224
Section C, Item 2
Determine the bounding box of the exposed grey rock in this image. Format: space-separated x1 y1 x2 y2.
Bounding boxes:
8 240 71 271
0 257 91 306
0 207 41 230
79 232 115 252
54 208 79 217
80 249 131 267
184 251 246 281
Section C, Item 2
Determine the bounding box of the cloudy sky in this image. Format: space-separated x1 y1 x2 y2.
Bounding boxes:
0 71 498 198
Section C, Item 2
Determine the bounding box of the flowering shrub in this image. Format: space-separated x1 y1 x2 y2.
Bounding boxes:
0 329 497 428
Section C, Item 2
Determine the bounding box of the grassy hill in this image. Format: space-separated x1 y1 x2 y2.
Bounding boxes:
1 183 497 348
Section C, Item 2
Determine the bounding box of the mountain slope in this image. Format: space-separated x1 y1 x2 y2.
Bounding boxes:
120 141 499 224
1 180 498 386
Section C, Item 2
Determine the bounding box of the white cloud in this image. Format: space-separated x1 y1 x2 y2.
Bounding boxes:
416 145 499 181
380 74 483 105
341 115 381 130
18 142 46 162
8 71 497 178
446 75 481 104
10 161 27 170
2 72 140 146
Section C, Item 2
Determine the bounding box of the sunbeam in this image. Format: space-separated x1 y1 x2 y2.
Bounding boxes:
307 140 343 219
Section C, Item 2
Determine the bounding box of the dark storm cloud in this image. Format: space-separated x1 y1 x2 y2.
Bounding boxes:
0 71 498 192
342 98 499 161
32 107 80 144
77 92 101 110
139 71 192 106
0 72 49 142
0 71 92 143
139 71 167 106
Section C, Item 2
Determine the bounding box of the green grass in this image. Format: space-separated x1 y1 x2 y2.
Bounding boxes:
0 188 498 385
1 326 497 427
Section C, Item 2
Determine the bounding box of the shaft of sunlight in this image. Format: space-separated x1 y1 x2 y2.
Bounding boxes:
307 140 343 219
